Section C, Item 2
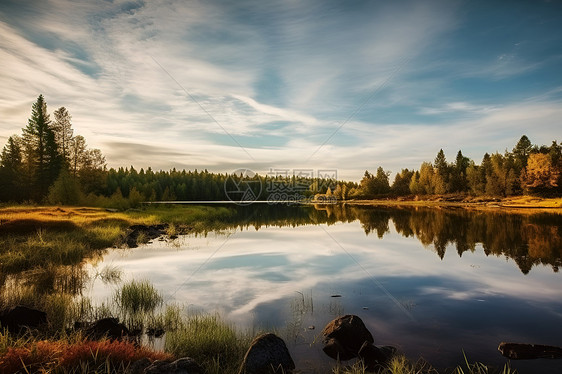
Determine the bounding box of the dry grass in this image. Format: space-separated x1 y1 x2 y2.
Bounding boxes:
501 196 562 208
0 205 231 274
0 206 135 232
344 196 562 213
0 337 172 373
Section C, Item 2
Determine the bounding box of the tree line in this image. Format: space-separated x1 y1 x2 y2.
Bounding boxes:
1 95 348 206
345 135 561 199
0 95 106 204
1 95 560 205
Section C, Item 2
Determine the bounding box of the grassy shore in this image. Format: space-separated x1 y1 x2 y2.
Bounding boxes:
0 205 234 274
340 195 562 211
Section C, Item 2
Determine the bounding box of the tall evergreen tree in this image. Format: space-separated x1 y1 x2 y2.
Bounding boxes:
22 95 61 199
513 135 533 169
434 149 448 176
0 135 23 201
434 149 450 191
52 107 74 165
451 150 470 192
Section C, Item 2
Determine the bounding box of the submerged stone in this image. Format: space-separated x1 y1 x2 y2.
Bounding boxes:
322 314 374 361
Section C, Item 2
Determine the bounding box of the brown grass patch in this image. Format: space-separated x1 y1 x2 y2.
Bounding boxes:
0 339 173 373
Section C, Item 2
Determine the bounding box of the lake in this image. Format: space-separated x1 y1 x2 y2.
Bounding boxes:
85 204 562 373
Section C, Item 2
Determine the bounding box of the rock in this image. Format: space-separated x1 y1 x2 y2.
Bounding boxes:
322 315 374 361
127 357 152 374
85 317 129 340
144 358 203 374
239 333 295 374
498 342 562 360
323 338 353 361
358 344 396 371
0 305 47 333
124 224 168 248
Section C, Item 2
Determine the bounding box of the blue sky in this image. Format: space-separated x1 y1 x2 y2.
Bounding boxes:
0 0 561 181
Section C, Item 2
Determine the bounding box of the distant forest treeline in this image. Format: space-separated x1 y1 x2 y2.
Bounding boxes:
1 95 560 205
349 135 561 199
0 95 351 206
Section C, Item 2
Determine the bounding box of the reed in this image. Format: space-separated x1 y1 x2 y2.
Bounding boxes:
113 280 163 315
165 313 252 373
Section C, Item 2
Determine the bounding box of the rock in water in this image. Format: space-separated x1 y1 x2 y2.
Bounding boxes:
358 344 397 371
0 305 47 333
322 314 374 361
239 333 295 374
85 317 129 340
498 342 562 360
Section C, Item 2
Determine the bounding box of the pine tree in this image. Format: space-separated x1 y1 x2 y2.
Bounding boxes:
22 95 61 199
451 150 470 192
434 149 448 176
52 107 74 165
513 135 533 169
0 135 23 201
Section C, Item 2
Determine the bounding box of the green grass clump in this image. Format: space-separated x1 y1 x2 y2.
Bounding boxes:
165 313 251 374
453 352 517 374
114 280 163 315
333 355 438 374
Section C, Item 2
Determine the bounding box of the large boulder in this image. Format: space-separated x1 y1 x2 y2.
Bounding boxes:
322 315 374 361
358 344 397 371
0 305 47 333
84 317 129 340
143 358 203 374
239 333 295 374
498 342 562 360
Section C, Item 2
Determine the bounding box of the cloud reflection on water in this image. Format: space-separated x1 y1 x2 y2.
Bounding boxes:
86 218 562 372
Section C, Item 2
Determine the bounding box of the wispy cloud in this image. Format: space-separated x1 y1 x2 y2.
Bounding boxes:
0 0 561 180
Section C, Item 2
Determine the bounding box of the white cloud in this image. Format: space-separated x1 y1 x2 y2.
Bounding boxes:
0 0 560 182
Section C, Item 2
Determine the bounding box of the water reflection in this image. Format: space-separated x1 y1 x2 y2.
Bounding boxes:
213 204 562 274
3 205 562 373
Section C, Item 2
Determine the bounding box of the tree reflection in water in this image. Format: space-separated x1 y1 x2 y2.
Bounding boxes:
2 204 560 304
224 204 562 275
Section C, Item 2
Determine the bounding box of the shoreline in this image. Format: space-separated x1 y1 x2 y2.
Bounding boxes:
320 196 562 212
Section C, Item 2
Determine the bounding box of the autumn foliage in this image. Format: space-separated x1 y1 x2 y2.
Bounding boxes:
521 153 561 193
0 339 172 373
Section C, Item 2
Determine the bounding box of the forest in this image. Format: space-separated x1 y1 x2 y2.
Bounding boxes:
1 95 560 205
352 135 562 200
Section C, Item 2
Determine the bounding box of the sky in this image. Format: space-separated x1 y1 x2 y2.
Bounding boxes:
1 0 561 181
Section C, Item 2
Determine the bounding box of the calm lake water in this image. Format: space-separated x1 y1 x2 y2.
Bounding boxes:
86 204 562 373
